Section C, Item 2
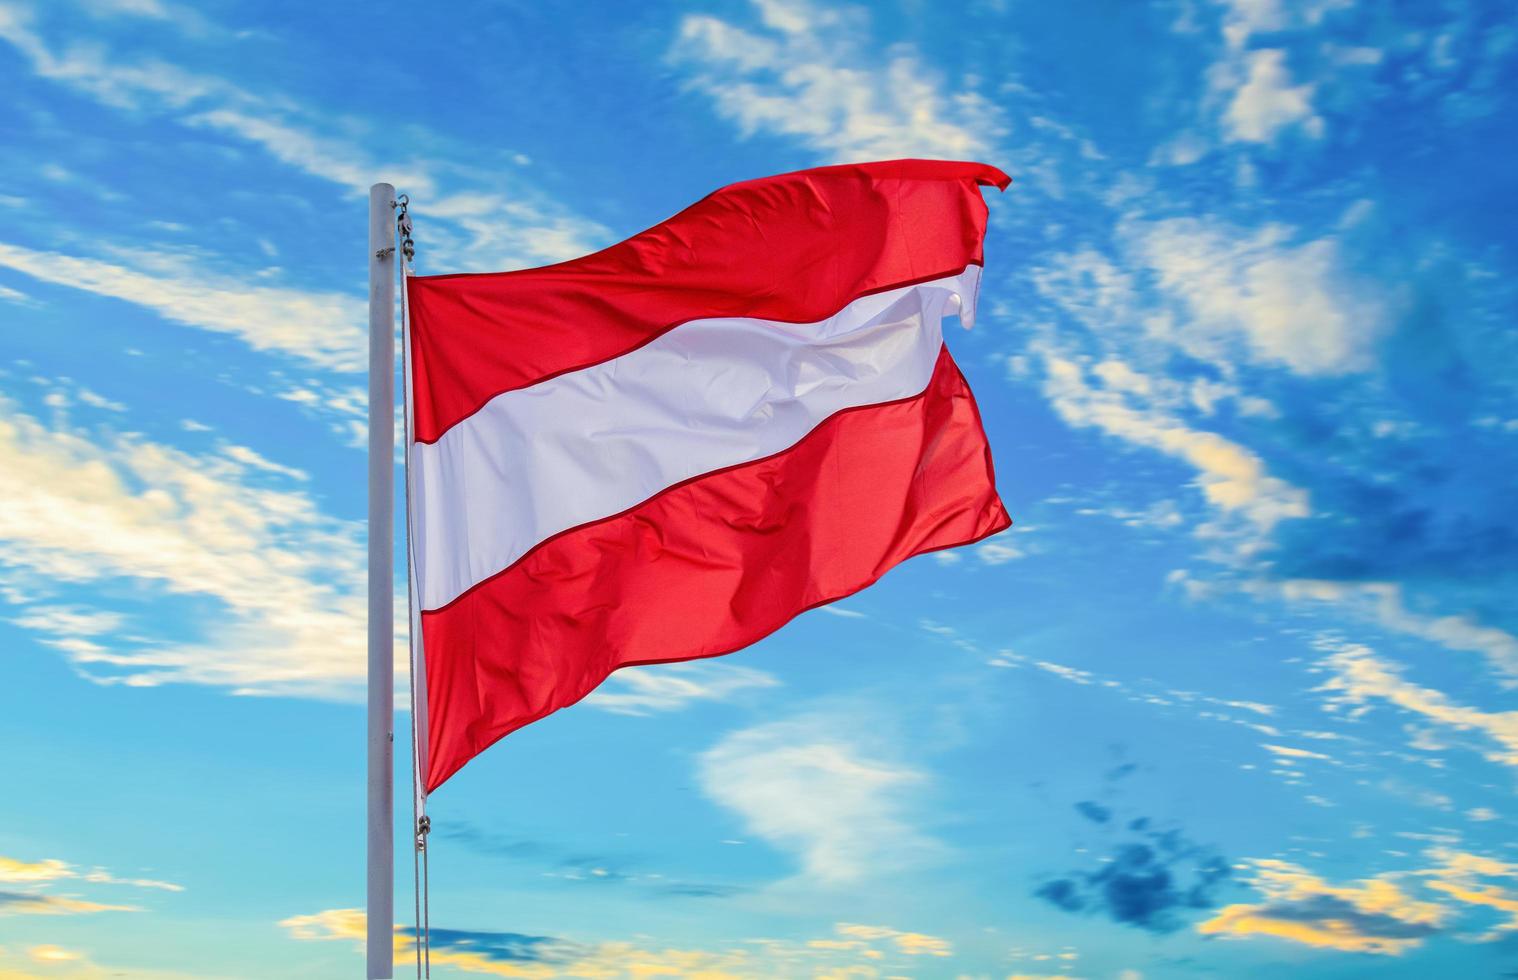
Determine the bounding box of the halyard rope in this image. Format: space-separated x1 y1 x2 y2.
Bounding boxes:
397 193 431 979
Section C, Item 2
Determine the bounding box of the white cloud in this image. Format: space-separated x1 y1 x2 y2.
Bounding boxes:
0 392 372 697
1215 0 1352 51
1261 742 1331 761
671 0 1003 163
1157 0 1352 160
1216 0 1287 50
0 5 232 111
1034 217 1383 378
975 530 1024 565
1033 660 1095 685
74 0 220 37
1222 48 1322 144
271 379 368 445
698 713 939 884
220 443 308 481
9 605 123 637
1077 499 1185 529
185 108 434 197
585 661 780 715
1131 218 1383 375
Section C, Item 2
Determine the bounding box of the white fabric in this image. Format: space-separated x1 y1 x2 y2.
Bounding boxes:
411 266 980 610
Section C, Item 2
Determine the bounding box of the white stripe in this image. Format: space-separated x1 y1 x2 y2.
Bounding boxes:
412 266 979 610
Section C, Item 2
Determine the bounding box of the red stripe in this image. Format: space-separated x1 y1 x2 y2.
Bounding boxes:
407 159 1010 444
421 347 1010 791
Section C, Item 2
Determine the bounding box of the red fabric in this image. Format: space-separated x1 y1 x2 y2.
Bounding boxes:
421 347 1009 791
407 159 1010 443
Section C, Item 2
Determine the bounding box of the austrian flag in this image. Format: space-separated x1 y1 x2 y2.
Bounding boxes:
406 160 1013 791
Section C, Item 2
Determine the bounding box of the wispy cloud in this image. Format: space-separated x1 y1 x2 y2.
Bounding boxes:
1314 641 1518 767
1278 581 1518 680
975 529 1026 565
9 604 124 637
1261 743 1332 763
0 0 607 280
0 854 180 892
0 242 367 372
1040 354 1308 544
0 391 371 697
671 0 1003 163
586 660 780 715
0 891 138 917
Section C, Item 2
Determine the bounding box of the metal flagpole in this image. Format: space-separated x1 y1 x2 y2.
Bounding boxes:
367 182 397 980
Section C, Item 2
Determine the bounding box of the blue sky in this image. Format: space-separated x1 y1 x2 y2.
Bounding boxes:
0 0 1515 977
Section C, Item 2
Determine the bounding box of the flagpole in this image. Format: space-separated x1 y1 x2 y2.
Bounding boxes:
367 181 396 980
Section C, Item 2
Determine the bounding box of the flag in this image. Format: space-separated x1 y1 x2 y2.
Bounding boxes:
406 160 1012 791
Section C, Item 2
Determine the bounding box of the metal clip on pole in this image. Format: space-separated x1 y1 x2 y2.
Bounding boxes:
396 194 415 264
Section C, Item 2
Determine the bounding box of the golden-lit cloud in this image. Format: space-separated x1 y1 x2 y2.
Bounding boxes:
833 923 951 957
0 942 224 980
0 893 139 917
26 946 81 963
1196 857 1444 954
1199 847 1518 954
0 858 72 884
281 908 956 978
1315 643 1518 766
1416 848 1518 941
1199 903 1425 955
0 854 180 892
0 851 177 921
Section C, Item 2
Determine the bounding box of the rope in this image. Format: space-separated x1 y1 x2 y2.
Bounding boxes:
396 195 431 979
422 818 432 978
